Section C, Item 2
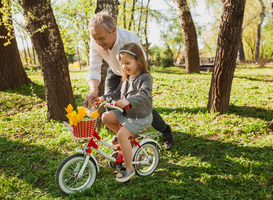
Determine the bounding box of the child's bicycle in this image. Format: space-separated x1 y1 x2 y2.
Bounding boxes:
55 98 161 194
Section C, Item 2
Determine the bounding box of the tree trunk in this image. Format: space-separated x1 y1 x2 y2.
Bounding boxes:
144 0 150 59
26 40 33 66
123 0 126 29
137 0 143 36
32 45 36 66
207 0 246 114
0 1 32 91
238 29 245 62
128 0 137 31
255 0 265 61
95 0 119 97
76 46 81 70
22 40 29 66
21 0 76 121
271 1 273 18
174 0 200 74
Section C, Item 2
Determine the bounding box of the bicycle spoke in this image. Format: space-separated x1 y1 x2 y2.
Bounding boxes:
82 169 92 177
68 178 78 188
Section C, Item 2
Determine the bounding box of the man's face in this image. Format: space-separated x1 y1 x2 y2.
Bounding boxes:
91 24 116 50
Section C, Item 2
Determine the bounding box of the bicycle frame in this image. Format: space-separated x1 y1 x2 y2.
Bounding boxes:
74 127 154 178
73 100 156 179
56 99 161 194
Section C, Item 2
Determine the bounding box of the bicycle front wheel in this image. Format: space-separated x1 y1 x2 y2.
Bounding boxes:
55 154 97 194
133 142 159 176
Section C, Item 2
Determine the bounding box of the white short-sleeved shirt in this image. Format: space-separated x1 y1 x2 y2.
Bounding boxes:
86 27 146 82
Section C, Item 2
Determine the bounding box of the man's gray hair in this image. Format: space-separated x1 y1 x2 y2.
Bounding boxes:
89 11 116 34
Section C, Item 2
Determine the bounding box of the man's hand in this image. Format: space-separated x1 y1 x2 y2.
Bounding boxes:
116 99 130 109
85 79 100 109
97 96 105 104
84 91 98 109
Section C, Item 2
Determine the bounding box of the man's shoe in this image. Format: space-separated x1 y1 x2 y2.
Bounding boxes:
162 125 173 150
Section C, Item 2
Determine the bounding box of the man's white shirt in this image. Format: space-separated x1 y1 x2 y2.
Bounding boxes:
86 27 146 82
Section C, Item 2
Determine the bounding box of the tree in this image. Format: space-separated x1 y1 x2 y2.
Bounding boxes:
207 0 246 114
271 0 273 18
161 44 174 68
255 0 266 61
143 0 150 58
21 0 76 121
128 0 137 31
238 30 246 62
0 0 32 91
54 0 95 66
95 0 119 97
174 0 200 74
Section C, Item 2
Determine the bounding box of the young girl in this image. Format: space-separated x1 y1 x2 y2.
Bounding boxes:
97 43 153 183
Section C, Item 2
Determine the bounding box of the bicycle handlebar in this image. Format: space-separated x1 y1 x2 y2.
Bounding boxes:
99 101 123 113
97 98 129 118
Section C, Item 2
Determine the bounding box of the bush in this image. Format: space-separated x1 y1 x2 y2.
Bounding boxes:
154 52 162 67
161 45 174 68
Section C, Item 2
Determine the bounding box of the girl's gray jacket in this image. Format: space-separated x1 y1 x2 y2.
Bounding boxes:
103 72 153 119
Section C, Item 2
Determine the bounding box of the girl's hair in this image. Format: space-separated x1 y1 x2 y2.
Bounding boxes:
89 11 116 34
118 43 151 81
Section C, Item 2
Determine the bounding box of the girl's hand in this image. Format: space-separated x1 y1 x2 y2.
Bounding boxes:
116 99 130 109
96 96 105 104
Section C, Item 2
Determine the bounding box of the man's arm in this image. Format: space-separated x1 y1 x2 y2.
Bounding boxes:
84 79 100 109
85 38 103 109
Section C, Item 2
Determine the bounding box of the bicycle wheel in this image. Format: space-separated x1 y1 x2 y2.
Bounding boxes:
133 142 159 176
55 154 97 194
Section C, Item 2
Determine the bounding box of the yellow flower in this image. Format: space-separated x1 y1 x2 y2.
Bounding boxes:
65 104 74 114
78 107 87 120
69 114 81 126
66 111 77 120
91 110 99 119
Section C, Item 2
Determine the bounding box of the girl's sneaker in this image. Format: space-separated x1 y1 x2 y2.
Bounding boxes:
116 167 135 182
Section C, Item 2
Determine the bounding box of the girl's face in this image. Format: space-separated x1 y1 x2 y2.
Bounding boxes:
120 53 141 77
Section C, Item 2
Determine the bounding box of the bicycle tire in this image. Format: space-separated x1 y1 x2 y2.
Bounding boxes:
133 142 159 176
55 154 97 194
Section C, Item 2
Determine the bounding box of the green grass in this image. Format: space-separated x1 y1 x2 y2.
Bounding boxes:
0 64 273 199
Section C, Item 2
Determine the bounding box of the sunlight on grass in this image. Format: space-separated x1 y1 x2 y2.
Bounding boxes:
0 65 273 199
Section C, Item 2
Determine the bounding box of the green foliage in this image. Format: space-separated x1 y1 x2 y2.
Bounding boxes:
160 7 183 53
1 65 273 199
149 44 164 58
261 16 273 60
53 0 95 64
154 52 162 67
161 44 174 68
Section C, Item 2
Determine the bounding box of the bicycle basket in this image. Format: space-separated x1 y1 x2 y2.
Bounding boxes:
72 118 96 139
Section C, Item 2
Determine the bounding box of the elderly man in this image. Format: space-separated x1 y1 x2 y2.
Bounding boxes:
84 11 173 150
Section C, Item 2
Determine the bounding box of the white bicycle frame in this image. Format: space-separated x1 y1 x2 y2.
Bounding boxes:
71 100 161 179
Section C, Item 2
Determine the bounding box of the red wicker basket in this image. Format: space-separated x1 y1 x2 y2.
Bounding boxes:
71 118 96 139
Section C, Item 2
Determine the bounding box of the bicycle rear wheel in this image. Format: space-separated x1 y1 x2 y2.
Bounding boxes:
133 142 159 176
55 154 97 194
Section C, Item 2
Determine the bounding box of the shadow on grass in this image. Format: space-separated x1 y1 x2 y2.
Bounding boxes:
0 137 65 198
228 105 273 121
154 105 273 122
155 131 273 199
1 130 273 199
234 74 273 83
151 67 187 76
154 106 208 115
3 83 46 101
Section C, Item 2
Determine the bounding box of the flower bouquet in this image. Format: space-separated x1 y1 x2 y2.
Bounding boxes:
64 104 99 139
